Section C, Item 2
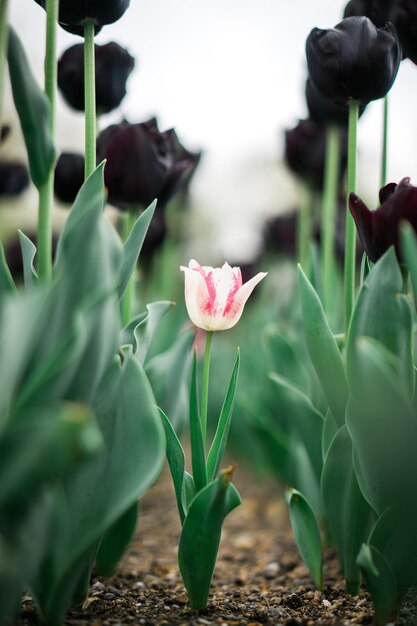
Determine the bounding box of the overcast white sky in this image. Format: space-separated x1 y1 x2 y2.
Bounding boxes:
7 1 417 259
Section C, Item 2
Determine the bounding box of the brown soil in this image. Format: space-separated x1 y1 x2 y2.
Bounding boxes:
20 467 417 626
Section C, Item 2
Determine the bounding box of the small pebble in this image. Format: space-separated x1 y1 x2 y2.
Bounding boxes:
322 599 332 608
264 561 280 578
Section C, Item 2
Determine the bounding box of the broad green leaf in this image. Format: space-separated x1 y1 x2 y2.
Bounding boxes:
262 324 309 390
159 408 187 523
357 544 397 626
95 501 139 577
249 410 293 485
178 469 241 609
292 441 322 519
117 200 157 299
347 248 414 400
0 243 16 294
207 350 240 481
7 27 56 189
321 425 374 594
285 488 322 590
18 230 38 286
401 223 417 306
121 301 173 364
321 409 338 462
189 351 207 492
298 265 349 426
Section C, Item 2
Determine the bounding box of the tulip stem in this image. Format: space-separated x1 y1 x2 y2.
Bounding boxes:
37 0 58 282
201 330 213 447
0 0 9 127
121 209 138 326
343 99 359 330
381 95 389 188
84 19 96 179
297 182 312 271
321 125 340 318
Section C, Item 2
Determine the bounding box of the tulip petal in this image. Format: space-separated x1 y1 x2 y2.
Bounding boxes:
220 272 268 330
349 193 375 261
180 265 211 331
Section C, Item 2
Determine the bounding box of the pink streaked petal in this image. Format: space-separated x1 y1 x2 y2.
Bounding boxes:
221 272 268 330
232 266 243 288
180 266 211 330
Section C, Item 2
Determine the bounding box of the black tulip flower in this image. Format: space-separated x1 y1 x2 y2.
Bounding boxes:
306 16 402 105
54 152 85 204
306 79 367 127
349 177 417 262
393 0 417 63
58 42 135 114
343 0 397 27
263 212 297 257
34 0 130 36
0 161 30 197
284 119 347 191
1 125 10 143
96 119 200 210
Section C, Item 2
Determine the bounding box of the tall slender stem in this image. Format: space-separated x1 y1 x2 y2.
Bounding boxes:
297 182 312 271
201 331 213 447
321 125 340 315
0 0 9 126
343 100 359 330
37 0 58 281
84 19 96 178
121 209 138 326
381 95 389 189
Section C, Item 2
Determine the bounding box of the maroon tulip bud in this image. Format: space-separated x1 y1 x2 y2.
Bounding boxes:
349 177 417 262
58 42 135 114
54 152 85 204
343 0 397 27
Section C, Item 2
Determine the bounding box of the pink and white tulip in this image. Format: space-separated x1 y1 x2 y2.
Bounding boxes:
180 259 267 331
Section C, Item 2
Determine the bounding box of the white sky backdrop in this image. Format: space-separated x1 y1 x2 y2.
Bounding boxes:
6 0 417 260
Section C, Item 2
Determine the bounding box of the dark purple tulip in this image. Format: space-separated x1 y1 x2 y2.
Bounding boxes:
33 0 130 36
0 161 29 196
393 0 417 63
284 119 347 191
54 152 85 204
58 42 135 114
343 0 398 26
306 16 402 105
1 125 10 143
263 212 297 257
97 119 200 210
306 79 367 127
349 177 417 262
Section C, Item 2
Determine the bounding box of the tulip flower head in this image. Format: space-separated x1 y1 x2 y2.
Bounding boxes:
343 0 397 27
34 0 130 36
180 260 267 331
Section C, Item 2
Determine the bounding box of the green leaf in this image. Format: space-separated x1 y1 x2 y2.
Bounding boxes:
189 351 207 492
159 408 187 523
95 501 139 577
321 425 374 594
321 410 338 462
117 200 157 299
7 27 55 189
298 265 349 426
262 324 309 390
0 243 16 294
357 544 397 626
178 469 241 609
207 349 240 481
347 248 414 400
401 223 417 306
285 488 322 590
18 230 38 286
248 410 293 484
120 301 173 364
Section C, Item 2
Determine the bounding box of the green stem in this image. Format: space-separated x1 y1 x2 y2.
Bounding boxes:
297 182 312 271
381 96 388 189
0 0 9 126
343 100 359 330
121 209 138 326
84 19 96 178
201 331 213 448
37 0 58 281
321 125 340 315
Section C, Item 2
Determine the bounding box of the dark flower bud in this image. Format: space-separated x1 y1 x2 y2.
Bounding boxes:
0 161 30 197
284 119 347 191
1 125 10 143
58 42 135 114
139 209 167 263
349 177 417 262
34 0 130 36
393 0 417 63
54 152 85 204
96 119 200 210
343 0 397 27
306 79 367 127
263 212 297 257
306 16 402 105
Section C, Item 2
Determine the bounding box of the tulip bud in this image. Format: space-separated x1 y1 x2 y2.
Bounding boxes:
349 177 417 262
284 119 347 191
305 79 367 127
58 42 135 114
96 119 200 210
306 16 402 105
343 0 397 27
393 0 417 63
0 161 29 197
54 152 85 204
33 0 130 36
